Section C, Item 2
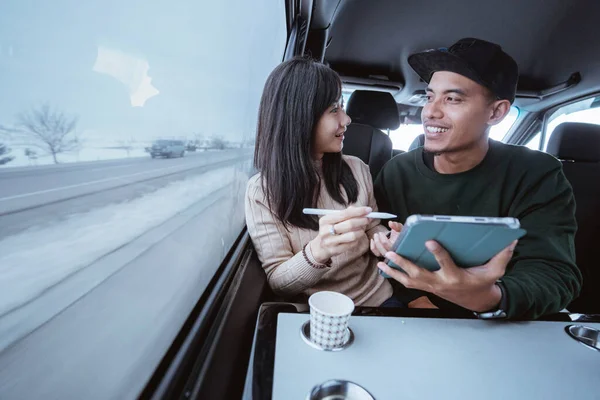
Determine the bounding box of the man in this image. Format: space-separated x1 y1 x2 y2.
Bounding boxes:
373 38 582 319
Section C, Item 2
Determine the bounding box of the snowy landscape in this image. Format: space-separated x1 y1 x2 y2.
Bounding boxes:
0 166 237 327
0 135 249 168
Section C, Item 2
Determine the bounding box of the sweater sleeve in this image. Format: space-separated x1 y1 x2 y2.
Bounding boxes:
245 178 328 297
502 158 582 319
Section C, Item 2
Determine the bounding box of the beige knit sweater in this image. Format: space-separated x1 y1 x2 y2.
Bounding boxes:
245 155 393 307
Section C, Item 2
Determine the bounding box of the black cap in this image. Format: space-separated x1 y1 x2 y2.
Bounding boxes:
408 38 519 104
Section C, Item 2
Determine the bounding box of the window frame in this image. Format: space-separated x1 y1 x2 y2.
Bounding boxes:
488 105 522 143
539 92 600 152
141 230 252 399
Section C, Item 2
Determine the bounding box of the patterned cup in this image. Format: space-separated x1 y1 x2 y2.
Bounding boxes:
308 291 355 350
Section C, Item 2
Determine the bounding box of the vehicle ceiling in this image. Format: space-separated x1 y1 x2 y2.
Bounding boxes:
314 0 600 112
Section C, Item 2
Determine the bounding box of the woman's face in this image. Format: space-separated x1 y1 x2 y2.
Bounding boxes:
312 99 351 159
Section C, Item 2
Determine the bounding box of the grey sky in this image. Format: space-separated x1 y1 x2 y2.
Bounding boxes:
0 0 286 143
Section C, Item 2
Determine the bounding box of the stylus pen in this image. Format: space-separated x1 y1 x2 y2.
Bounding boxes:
303 208 397 219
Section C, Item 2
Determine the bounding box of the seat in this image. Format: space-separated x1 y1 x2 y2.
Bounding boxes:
409 133 425 151
343 90 399 181
546 122 600 314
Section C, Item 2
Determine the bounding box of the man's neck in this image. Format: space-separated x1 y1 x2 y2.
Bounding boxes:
433 139 490 174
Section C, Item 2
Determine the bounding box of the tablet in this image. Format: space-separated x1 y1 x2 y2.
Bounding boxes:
381 215 527 278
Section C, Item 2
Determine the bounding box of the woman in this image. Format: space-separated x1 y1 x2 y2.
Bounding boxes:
245 57 402 307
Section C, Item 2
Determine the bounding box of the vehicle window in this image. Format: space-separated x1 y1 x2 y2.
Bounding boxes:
525 131 542 150
488 106 520 142
389 123 426 151
0 1 286 399
389 106 519 151
543 96 600 151
342 91 520 151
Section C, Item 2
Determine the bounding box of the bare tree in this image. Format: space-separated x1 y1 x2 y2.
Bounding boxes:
0 142 14 165
194 132 205 143
118 137 136 157
15 103 80 164
24 148 38 165
0 128 14 165
209 135 227 150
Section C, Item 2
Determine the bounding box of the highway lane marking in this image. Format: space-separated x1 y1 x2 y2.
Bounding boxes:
0 163 201 202
0 151 212 176
0 162 142 176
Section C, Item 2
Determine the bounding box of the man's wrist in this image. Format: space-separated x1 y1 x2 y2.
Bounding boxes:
470 283 503 313
474 282 508 319
438 283 502 313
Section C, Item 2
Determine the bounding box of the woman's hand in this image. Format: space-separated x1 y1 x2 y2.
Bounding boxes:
370 221 403 257
310 206 372 263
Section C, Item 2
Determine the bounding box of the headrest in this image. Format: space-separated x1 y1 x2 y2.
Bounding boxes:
547 122 600 162
346 90 400 131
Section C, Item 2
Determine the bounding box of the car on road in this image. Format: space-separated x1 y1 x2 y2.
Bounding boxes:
150 140 186 158
186 142 198 152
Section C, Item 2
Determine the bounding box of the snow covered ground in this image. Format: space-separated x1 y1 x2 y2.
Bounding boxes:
1 146 151 168
0 166 237 316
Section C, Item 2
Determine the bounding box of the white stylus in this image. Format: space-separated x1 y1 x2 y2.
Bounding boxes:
302 208 397 219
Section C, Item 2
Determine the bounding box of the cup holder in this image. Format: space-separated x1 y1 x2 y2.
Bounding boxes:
306 379 375 400
565 324 600 352
300 320 355 351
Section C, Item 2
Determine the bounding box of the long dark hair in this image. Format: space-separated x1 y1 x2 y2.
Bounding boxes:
254 57 359 230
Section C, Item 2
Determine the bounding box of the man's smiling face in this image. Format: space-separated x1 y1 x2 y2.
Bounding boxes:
422 71 498 154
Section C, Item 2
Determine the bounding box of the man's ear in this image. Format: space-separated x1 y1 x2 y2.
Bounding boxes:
488 100 511 126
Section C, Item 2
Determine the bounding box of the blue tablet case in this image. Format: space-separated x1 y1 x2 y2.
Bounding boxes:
382 219 527 277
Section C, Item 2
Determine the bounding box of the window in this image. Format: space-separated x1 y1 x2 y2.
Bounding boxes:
0 1 286 399
543 96 600 151
489 106 520 142
525 132 542 150
389 123 426 151
388 106 520 151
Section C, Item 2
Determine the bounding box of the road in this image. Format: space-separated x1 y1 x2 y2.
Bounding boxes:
0 149 252 238
0 149 253 399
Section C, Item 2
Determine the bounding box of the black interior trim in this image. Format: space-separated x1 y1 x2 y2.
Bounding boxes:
317 0 600 112
508 113 542 147
183 248 271 399
140 230 250 400
294 0 314 58
304 28 330 62
518 72 581 100
284 0 295 35
310 0 342 30
283 15 301 61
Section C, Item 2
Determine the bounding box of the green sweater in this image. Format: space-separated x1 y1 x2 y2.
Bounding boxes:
374 140 582 319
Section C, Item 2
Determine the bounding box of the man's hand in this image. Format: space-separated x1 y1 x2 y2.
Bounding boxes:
370 221 403 257
377 240 517 312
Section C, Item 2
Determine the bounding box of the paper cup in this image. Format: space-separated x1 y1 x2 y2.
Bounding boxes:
308 291 355 350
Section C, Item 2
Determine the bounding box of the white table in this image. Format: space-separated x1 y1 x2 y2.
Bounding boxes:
272 313 600 400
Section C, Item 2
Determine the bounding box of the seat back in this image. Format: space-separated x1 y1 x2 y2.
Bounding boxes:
547 122 600 313
343 91 399 180
409 133 425 151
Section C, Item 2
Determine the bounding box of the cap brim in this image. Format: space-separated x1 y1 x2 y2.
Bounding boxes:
408 50 486 88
